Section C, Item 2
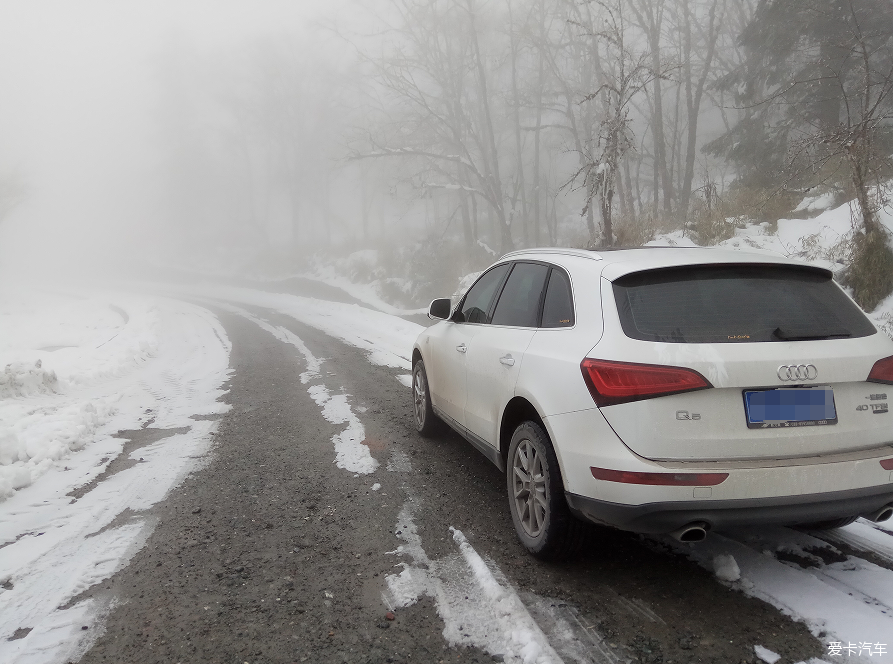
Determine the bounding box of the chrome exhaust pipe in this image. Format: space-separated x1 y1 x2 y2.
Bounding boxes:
866 504 893 523
669 522 709 543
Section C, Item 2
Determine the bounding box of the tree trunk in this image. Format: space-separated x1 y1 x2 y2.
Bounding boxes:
601 187 614 247
507 2 529 245
623 155 637 223
850 141 878 235
679 0 720 221
531 0 547 246
466 0 513 253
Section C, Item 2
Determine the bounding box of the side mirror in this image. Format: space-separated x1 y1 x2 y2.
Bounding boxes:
428 298 452 320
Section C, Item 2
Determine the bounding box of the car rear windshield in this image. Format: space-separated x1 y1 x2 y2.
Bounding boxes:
613 264 877 343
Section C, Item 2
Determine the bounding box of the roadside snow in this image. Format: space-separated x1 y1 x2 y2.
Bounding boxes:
0 287 231 664
187 285 423 370
296 271 427 316
754 644 781 664
794 192 836 213
668 524 893 661
713 553 741 582
0 290 160 497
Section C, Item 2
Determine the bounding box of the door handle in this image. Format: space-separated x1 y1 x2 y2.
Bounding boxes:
456 343 467 353
500 354 515 366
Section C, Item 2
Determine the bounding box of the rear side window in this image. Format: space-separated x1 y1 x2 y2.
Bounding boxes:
460 263 511 324
613 264 877 343
492 262 549 327
541 268 575 328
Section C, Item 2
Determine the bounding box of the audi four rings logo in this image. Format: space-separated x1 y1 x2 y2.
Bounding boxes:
777 364 818 381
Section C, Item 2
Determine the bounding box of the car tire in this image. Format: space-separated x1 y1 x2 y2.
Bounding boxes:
412 359 441 437
798 515 859 530
507 421 587 560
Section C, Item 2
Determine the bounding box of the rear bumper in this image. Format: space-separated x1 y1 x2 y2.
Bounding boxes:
565 483 893 534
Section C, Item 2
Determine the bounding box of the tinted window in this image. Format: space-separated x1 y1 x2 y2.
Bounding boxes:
541 268 575 328
613 264 877 343
492 262 549 327
460 263 511 324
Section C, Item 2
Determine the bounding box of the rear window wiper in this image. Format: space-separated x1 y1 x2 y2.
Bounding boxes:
772 326 852 341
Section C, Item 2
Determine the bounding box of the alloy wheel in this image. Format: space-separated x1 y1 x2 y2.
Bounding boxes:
413 368 427 429
512 438 548 537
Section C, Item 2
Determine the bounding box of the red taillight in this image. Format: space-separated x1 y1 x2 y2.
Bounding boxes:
590 467 728 486
868 356 893 384
880 459 893 470
580 358 712 407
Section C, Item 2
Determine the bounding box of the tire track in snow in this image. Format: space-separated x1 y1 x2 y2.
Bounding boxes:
382 502 624 664
382 502 565 664
662 525 893 661
820 520 893 566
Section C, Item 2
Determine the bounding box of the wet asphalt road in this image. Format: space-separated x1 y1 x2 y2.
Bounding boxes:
77 292 827 664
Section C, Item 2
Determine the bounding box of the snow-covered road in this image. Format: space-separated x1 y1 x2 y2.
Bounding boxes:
4 277 893 663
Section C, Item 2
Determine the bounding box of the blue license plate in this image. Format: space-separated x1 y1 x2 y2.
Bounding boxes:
744 387 837 429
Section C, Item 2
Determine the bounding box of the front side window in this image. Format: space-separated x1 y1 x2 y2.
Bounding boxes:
613 264 877 343
541 268 575 328
492 262 549 327
459 263 511 324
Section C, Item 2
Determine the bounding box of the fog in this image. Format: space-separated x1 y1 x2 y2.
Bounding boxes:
0 0 341 278
0 0 890 307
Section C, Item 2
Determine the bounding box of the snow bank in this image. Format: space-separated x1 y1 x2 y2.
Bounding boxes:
0 361 59 399
0 286 231 664
0 289 162 498
794 191 836 214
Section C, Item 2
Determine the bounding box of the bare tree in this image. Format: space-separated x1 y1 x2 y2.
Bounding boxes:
348 0 516 253
675 0 724 219
567 0 663 247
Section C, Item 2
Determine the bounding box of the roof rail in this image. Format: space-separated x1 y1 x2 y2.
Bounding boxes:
498 247 603 261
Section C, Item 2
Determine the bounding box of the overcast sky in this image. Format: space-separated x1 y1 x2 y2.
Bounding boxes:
0 0 342 278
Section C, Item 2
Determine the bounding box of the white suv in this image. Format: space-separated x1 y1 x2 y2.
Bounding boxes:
411 247 893 559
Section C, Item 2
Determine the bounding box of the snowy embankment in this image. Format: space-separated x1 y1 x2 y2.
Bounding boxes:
0 286 231 664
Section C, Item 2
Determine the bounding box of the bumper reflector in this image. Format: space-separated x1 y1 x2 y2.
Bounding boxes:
590 467 729 486
880 459 893 470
